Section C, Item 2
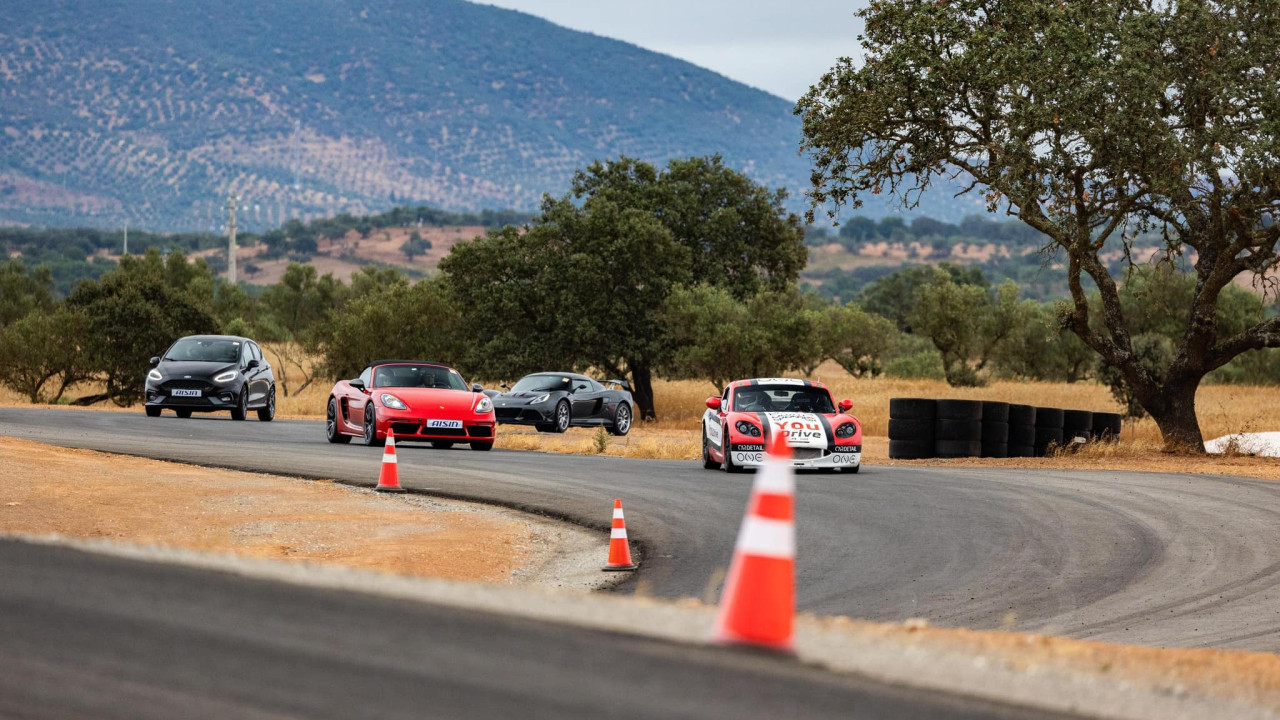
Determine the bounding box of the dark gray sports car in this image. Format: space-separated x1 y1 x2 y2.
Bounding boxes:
488 372 633 435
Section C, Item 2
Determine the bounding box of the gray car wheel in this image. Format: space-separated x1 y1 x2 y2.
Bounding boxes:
553 400 571 433
607 402 632 436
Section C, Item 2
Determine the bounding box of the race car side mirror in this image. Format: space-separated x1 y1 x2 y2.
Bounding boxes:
471 383 484 392
149 356 160 366
839 399 853 413
706 396 722 411
500 382 509 390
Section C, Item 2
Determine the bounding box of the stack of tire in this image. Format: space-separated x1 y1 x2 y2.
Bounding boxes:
1033 407 1065 457
935 400 982 458
1092 412 1123 442
980 401 1009 458
1062 410 1094 448
1007 404 1036 457
888 398 936 459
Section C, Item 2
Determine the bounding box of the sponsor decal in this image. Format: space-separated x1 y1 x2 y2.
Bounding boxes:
752 378 806 386
831 452 861 464
427 419 463 429
706 421 722 443
732 443 764 452
763 412 828 448
833 445 862 453
733 452 763 464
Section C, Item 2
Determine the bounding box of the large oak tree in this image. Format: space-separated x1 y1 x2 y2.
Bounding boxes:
798 0 1280 448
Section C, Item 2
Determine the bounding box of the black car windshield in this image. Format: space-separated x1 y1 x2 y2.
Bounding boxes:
374 364 467 390
732 386 836 413
511 375 573 393
164 338 241 364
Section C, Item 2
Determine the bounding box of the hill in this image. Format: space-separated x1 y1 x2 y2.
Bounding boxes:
0 0 985 231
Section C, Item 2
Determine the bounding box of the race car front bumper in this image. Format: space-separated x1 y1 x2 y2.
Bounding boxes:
727 443 862 470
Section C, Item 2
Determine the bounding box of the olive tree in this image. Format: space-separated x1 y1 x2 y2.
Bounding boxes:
798 0 1280 448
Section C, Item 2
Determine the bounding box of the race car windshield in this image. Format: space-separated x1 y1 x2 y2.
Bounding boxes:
374 364 467 390
164 338 241 364
733 386 836 413
511 375 572 392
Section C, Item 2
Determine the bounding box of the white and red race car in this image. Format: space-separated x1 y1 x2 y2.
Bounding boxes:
701 378 862 473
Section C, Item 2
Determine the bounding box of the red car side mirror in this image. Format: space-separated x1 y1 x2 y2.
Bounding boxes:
839 398 853 413
706 396 722 411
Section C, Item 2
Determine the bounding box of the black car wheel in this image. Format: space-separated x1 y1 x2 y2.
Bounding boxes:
230 388 248 421
257 386 276 422
145 406 162 418
430 440 454 449
701 431 719 470
607 402 632 437
363 404 384 447
470 442 493 451
326 398 351 444
176 409 193 419
553 400 571 433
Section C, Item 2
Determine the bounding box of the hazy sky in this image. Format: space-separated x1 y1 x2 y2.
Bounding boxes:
475 1 867 101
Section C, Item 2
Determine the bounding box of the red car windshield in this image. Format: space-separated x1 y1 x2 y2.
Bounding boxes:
374 364 466 390
732 386 835 413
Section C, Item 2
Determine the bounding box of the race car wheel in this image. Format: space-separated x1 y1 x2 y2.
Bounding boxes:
230 388 248 421
363 404 384 447
257 386 276 422
430 440 454 449
175 409 193 419
722 434 747 474
553 401 571 433
470 442 493 452
701 431 719 470
326 398 351 444
145 406 162 418
846 464 861 474
607 402 632 436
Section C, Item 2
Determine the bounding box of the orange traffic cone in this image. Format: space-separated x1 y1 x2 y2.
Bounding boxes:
602 498 638 571
714 432 795 651
375 430 406 493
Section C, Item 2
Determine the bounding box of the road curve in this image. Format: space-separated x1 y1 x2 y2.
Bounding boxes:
4 408 1280 651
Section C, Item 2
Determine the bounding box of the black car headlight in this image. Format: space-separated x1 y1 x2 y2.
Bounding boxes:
735 421 762 437
835 422 857 439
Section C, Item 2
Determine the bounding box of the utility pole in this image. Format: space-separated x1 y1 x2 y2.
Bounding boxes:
226 194 238 285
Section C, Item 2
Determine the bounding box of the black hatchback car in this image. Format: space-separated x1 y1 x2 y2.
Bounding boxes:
144 335 276 421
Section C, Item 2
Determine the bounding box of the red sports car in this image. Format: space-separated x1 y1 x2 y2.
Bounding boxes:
701 377 862 473
326 359 496 450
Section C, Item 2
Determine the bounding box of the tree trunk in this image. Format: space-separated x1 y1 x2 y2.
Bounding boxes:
629 363 657 421
1144 378 1205 451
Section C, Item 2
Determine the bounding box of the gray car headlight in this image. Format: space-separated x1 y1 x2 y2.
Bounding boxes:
530 393 551 404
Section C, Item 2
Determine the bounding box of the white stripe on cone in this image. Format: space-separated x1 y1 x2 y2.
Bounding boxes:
610 528 628 539
613 508 625 519
753 456 794 494
382 455 398 464
735 516 794 559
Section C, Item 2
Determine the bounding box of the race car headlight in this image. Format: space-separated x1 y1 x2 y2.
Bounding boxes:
147 368 163 382
213 371 237 383
835 422 857 439
475 396 493 413
380 394 408 410
530 393 551 404
735 421 762 437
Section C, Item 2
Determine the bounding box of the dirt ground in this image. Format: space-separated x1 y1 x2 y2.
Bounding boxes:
0 436 603 586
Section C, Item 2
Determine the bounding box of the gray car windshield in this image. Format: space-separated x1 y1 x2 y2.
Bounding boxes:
374 364 466 390
164 338 241 364
511 375 572 393
732 386 836 413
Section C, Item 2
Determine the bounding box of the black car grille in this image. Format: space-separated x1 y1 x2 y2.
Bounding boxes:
495 408 522 420
467 425 494 438
390 422 421 435
429 427 468 437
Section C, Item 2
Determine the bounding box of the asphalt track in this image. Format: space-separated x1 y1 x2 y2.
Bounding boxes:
3 408 1280 653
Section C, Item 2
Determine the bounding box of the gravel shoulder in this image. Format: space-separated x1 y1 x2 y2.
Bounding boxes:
0 435 610 591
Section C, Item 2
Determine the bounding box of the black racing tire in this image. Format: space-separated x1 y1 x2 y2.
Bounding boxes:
257 386 276 422
1008 404 1037 426
888 439 934 460
889 398 936 420
1007 444 1036 458
845 464 861 474
326 398 351 444
935 419 982 441
935 439 981 458
552 400 571 433
935 399 983 421
887 418 934 440
723 439 747 473
431 440 455 449
363 404 384 447
1034 427 1065 456
175 409 193 419
702 431 720 470
145 406 162 418
981 401 1010 423
230 388 248 421
980 442 1009 458
1093 412 1123 442
1034 407 1065 428
1062 410 1093 443
607 402 632 436
981 421 1010 444
470 442 493 452
1009 423 1037 447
